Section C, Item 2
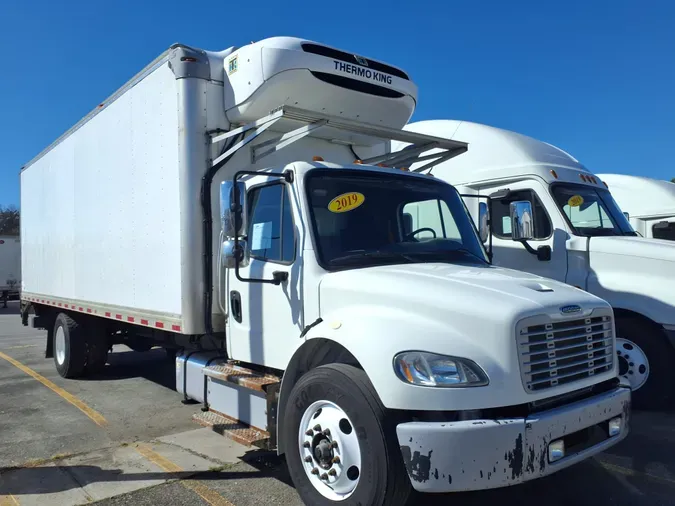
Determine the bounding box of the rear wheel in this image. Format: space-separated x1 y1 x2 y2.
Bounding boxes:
53 313 87 378
284 363 412 505
616 316 675 410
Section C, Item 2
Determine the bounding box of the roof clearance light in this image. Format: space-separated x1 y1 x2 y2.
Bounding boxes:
550 169 559 179
591 177 597 184
603 181 609 188
580 174 587 182
312 156 324 161
354 160 363 164
400 167 409 171
377 163 387 167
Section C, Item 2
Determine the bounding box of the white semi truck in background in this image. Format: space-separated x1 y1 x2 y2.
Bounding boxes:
596 174 675 241
395 120 675 410
0 235 20 307
19 37 629 504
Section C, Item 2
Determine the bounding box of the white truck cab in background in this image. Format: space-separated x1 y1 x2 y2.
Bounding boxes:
0 235 20 307
596 174 675 241
20 38 629 505
397 120 675 410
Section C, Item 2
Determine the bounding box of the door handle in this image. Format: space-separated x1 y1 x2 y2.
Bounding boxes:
230 291 242 323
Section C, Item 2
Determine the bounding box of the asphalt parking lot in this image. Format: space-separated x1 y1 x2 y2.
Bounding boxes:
1 300 675 506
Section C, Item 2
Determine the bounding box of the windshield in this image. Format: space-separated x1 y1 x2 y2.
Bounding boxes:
551 183 637 237
305 169 488 270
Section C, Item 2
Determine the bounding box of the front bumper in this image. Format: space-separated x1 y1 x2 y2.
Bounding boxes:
396 386 630 493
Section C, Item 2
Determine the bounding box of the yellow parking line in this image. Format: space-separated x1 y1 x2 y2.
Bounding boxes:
0 494 20 505
0 351 107 427
135 444 235 506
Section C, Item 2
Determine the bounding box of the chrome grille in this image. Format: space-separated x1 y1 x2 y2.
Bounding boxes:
517 312 614 392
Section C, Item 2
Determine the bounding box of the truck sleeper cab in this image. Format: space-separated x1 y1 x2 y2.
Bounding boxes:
398 119 675 410
18 36 630 505
596 173 675 241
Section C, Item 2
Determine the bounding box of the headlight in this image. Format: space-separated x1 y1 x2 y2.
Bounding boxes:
393 351 489 387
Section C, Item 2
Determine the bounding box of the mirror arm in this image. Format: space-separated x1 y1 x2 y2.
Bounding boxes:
519 239 538 256
518 240 551 261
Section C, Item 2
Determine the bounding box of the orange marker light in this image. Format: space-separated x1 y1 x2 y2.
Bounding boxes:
313 156 324 161
550 169 559 179
400 363 414 383
603 181 608 188
354 160 363 164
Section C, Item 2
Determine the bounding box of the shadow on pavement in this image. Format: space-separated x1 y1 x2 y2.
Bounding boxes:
82 349 176 390
0 301 20 316
0 465 264 496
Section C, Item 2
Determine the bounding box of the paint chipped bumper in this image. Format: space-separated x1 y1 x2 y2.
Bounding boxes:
396 386 631 493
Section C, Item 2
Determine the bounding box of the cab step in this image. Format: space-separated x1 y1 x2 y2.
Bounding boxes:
193 410 271 448
203 363 280 392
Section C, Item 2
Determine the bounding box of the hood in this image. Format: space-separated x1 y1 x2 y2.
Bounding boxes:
315 262 615 410
320 262 609 324
590 236 675 261
585 236 675 325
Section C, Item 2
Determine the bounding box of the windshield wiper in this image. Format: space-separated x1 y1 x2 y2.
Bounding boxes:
329 250 417 265
409 247 487 264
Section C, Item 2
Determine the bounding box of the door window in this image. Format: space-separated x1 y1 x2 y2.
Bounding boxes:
401 199 462 241
247 184 295 263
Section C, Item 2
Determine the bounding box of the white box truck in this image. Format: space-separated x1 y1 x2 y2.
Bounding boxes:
20 37 630 504
596 174 675 241
396 119 675 410
0 235 20 307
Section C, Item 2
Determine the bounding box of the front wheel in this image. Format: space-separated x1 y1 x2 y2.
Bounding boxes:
616 316 675 410
284 363 411 506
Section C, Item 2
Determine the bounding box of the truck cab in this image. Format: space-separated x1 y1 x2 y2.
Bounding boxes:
397 119 675 410
596 173 675 241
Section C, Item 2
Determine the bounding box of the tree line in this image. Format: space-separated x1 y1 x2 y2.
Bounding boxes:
0 205 19 236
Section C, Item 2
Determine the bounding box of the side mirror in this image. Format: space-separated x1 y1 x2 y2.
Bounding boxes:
221 239 249 269
510 200 534 241
220 181 248 238
478 202 489 243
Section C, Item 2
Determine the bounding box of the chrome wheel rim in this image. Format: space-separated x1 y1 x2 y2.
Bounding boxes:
616 338 649 391
55 326 66 366
298 400 361 500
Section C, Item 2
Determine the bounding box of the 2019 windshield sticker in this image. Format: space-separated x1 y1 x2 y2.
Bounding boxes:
328 192 365 213
567 195 584 207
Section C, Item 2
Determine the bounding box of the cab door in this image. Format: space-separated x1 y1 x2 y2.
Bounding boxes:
226 181 303 370
481 180 569 282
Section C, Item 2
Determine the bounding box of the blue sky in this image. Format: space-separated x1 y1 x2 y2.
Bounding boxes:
1 0 673 207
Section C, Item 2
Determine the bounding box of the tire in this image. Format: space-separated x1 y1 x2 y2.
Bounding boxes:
616 316 675 410
283 363 412 506
53 313 87 379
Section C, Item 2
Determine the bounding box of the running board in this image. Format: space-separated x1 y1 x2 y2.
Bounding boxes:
193 410 271 449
